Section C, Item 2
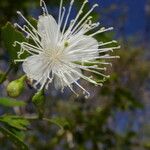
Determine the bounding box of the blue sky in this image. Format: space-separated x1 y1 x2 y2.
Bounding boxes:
93 0 147 36
32 0 148 37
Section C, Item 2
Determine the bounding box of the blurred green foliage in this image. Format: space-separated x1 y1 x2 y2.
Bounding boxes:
0 97 26 107
0 0 150 150
1 22 29 62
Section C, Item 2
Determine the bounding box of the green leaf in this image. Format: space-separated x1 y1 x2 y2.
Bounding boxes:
0 97 26 107
0 126 29 150
144 142 150 149
114 88 144 110
0 73 7 84
28 16 38 28
10 128 26 141
1 22 29 61
45 117 70 129
0 115 29 130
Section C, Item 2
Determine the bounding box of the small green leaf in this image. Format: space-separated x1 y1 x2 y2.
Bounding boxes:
28 16 38 28
46 117 70 129
0 126 29 150
1 22 29 61
0 115 29 130
0 97 26 107
11 128 26 141
0 73 7 84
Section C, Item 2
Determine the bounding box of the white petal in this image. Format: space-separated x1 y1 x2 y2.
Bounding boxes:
54 68 81 90
22 54 49 84
38 15 60 50
66 35 99 61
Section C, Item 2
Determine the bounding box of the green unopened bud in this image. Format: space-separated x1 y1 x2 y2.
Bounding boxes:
7 76 26 98
32 89 45 119
32 89 45 106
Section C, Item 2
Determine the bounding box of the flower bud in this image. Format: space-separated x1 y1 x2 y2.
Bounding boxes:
7 76 26 98
32 89 45 119
32 90 45 106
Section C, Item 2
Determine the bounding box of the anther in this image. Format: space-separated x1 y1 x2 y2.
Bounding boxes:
93 4 99 8
14 23 18 27
16 11 21 15
84 0 88 4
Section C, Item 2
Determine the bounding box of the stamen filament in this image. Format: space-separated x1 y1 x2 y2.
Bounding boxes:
90 27 114 37
71 4 99 35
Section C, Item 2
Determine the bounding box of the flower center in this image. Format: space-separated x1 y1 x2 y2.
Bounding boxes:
44 46 65 67
51 50 63 62
43 41 70 69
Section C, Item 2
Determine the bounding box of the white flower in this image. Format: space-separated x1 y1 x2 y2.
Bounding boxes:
14 0 120 98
